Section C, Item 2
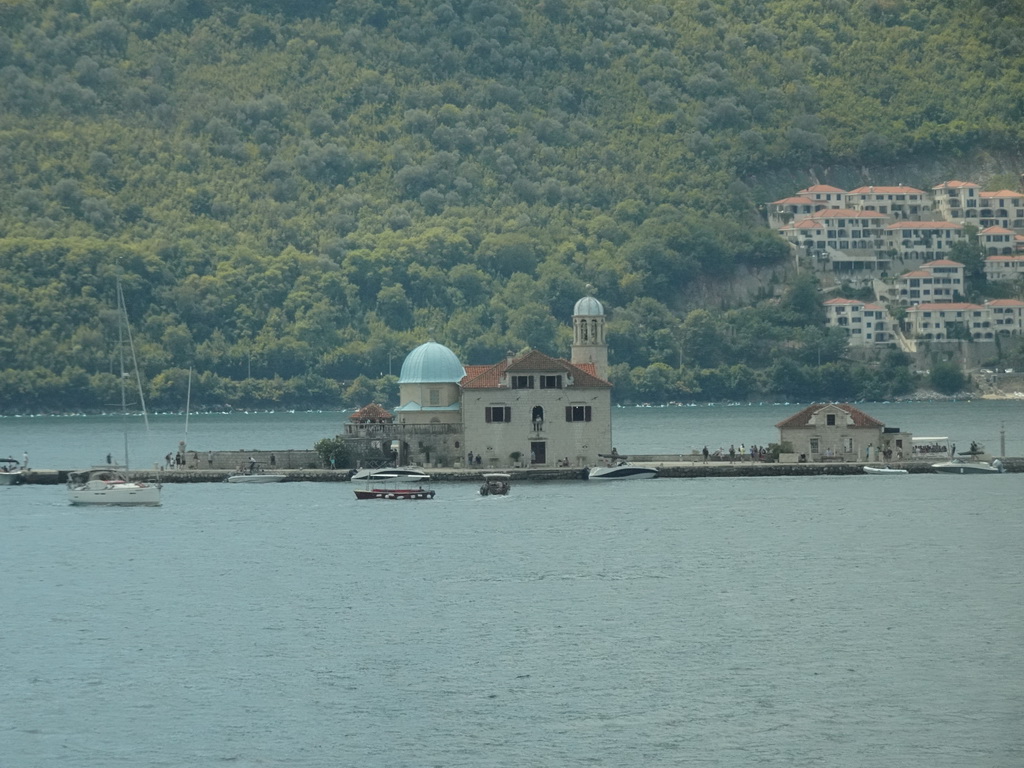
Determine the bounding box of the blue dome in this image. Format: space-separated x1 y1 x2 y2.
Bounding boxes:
399 342 466 384
574 296 604 316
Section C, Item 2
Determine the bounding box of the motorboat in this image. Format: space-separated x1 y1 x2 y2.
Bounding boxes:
354 473 435 500
932 458 1004 475
350 465 428 482
67 467 162 506
479 472 511 496
863 465 908 475
227 468 286 483
0 457 25 485
588 459 658 480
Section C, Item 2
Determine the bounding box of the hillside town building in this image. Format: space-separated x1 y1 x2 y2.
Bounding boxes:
904 300 1024 341
770 179 1024 277
822 299 891 346
769 178 1024 349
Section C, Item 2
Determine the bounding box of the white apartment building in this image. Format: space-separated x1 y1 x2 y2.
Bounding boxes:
773 178 1024 290
884 221 963 262
984 254 1024 282
796 184 846 206
778 209 888 274
766 195 819 229
895 259 965 305
823 298 892 346
988 299 1024 335
905 300 1024 341
980 225 1018 255
931 180 982 223
845 184 928 219
978 190 1024 230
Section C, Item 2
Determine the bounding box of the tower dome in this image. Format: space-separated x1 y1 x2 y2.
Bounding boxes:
574 296 604 316
398 341 466 384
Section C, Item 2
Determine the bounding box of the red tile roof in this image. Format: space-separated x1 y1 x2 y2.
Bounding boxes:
907 302 980 312
350 402 394 422
885 221 962 230
979 190 1024 198
920 259 964 267
461 350 611 389
797 185 847 194
769 196 817 205
804 208 887 219
932 180 980 189
781 220 825 230
847 185 926 195
775 403 885 429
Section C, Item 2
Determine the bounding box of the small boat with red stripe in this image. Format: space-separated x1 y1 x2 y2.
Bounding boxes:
353 472 436 500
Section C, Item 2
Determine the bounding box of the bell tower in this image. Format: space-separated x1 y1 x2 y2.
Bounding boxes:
571 293 608 381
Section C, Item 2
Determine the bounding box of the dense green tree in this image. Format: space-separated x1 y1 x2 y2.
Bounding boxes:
929 362 969 395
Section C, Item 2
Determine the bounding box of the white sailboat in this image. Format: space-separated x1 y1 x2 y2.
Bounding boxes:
68 279 162 507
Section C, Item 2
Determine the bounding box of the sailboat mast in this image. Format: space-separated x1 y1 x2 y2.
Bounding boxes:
117 279 130 470
184 366 192 443
121 287 150 432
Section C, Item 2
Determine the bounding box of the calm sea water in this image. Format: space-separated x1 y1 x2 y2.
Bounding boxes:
2 403 1023 767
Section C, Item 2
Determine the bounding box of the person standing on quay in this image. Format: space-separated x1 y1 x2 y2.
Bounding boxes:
702 446 709 464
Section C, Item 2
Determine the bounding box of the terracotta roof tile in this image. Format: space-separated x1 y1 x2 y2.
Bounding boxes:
775 403 885 430
847 185 926 195
797 185 847 194
885 221 962 230
907 302 981 311
805 208 887 219
461 350 611 389
932 180 980 189
350 402 394 422
979 190 1024 198
769 196 817 205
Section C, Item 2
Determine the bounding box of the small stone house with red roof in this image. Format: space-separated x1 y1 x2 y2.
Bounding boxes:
776 403 904 462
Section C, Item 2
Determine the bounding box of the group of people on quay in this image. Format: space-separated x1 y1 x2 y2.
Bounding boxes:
913 441 953 456
701 444 770 463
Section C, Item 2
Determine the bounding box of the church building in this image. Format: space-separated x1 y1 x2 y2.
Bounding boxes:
387 296 613 469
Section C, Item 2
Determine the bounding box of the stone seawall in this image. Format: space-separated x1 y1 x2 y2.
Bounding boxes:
20 457 1022 484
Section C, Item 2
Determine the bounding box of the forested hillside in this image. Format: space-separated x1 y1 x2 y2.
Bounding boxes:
1 0 1021 412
